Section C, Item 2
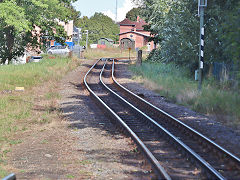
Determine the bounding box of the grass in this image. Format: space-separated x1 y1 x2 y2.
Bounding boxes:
84 47 136 59
0 56 78 91
77 159 92 165
0 167 8 178
66 174 75 179
0 56 81 177
130 62 240 126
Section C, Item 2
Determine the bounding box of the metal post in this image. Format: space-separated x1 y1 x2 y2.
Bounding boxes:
85 30 88 49
137 50 142 66
77 28 82 58
128 48 131 60
77 28 81 46
116 0 118 23
198 0 207 90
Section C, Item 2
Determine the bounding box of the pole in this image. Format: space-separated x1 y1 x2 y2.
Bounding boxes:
77 28 81 58
77 28 80 46
115 0 118 23
85 30 88 49
137 50 142 66
198 0 206 90
129 48 131 60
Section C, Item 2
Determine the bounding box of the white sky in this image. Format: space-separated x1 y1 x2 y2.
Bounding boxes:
73 0 137 21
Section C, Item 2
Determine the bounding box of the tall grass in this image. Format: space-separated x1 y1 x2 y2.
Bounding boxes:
0 56 78 136
0 57 75 91
84 48 135 59
0 56 81 176
0 56 79 134
130 62 240 125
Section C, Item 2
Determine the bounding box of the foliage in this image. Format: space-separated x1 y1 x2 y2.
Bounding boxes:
0 56 81 176
0 0 77 64
75 13 119 45
130 62 240 124
133 0 240 73
69 6 81 25
219 1 240 63
126 7 142 21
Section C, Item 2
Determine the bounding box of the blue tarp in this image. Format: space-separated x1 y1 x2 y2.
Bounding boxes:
54 42 75 48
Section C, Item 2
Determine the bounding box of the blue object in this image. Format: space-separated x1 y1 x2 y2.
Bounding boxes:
54 42 74 48
2 173 16 180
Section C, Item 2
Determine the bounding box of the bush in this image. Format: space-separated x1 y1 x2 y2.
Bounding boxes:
130 62 240 124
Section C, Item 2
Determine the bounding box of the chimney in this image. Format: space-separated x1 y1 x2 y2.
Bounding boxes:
137 16 140 22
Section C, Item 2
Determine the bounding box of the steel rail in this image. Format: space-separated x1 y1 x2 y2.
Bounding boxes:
2 173 16 180
100 59 225 179
111 59 240 167
84 59 171 180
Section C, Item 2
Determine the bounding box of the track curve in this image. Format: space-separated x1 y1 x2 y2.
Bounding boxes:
84 58 240 179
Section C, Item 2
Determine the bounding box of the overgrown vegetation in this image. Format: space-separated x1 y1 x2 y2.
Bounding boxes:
126 7 143 21
0 56 81 176
0 0 78 64
128 0 239 123
130 62 240 126
133 0 239 86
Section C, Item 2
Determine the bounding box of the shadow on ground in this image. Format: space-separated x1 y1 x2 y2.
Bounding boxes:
60 63 152 179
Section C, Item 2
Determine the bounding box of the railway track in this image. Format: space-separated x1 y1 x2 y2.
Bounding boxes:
84 58 240 179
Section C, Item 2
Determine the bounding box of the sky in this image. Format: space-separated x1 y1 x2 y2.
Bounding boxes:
73 0 137 22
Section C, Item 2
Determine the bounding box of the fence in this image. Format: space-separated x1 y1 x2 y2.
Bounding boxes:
212 62 239 88
71 45 84 58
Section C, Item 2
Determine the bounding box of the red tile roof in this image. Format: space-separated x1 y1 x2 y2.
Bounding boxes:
135 19 147 30
118 31 150 37
119 18 135 25
119 18 147 30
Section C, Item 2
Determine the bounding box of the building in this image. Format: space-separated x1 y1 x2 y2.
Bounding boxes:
119 17 154 51
98 38 114 48
3 20 76 65
48 20 75 49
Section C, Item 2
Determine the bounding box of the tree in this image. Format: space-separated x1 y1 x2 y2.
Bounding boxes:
126 7 142 21
69 5 81 26
0 0 77 64
134 0 240 73
76 13 119 45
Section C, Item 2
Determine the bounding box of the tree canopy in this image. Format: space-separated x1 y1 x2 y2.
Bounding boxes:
0 0 77 64
133 0 240 72
75 13 119 45
126 7 142 21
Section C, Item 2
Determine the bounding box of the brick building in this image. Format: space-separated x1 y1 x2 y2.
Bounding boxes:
119 17 154 51
48 20 75 48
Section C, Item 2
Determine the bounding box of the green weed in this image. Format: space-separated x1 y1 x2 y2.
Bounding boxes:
41 139 48 144
130 62 240 125
8 139 22 145
79 170 92 176
77 160 92 165
0 56 81 158
45 92 61 100
66 174 75 179
0 166 8 178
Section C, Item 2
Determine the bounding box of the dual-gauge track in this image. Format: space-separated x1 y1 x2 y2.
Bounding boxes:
84 58 240 179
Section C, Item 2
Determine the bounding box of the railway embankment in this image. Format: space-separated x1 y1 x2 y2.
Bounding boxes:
130 62 240 131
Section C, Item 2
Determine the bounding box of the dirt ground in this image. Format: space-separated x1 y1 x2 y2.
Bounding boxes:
5 60 151 180
5 59 240 179
115 61 240 157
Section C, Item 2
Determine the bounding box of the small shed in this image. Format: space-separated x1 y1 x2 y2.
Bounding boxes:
98 38 114 47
